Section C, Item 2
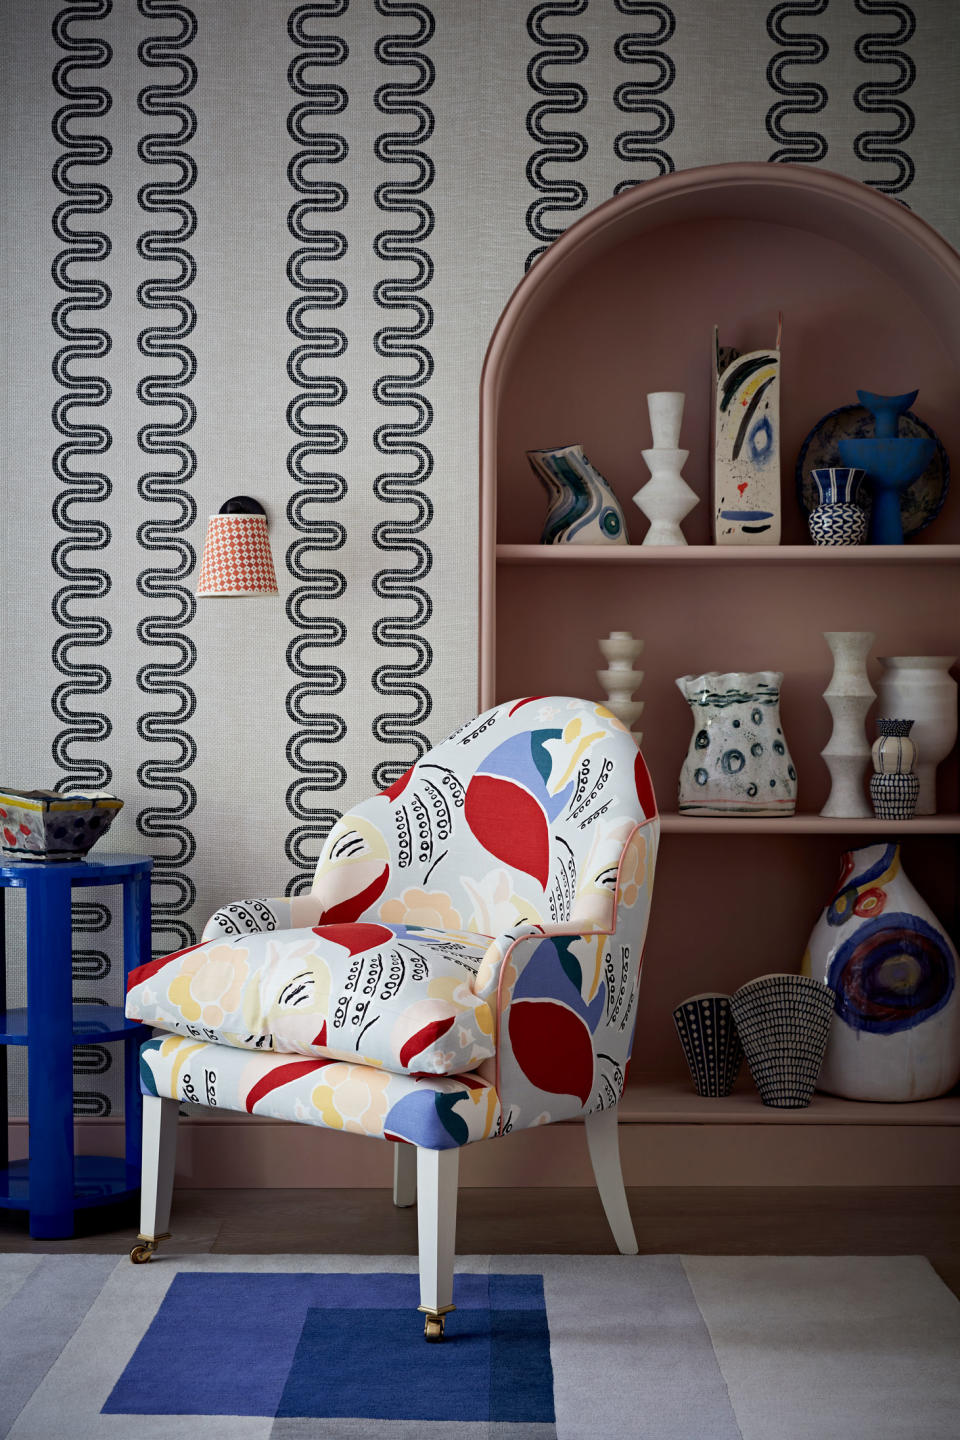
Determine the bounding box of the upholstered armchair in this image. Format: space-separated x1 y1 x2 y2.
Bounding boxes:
126 696 659 1339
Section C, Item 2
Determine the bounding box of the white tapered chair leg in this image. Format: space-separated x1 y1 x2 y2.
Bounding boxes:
416 1146 459 1341
585 1105 638 1255
130 1095 179 1263
393 1141 417 1207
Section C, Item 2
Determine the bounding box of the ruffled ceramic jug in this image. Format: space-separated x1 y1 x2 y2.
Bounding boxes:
676 671 797 816
803 842 960 1100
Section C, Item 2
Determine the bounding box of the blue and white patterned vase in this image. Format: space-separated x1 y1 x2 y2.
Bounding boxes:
676 670 798 817
803 842 960 1100
869 717 920 821
807 467 867 546
527 443 630 545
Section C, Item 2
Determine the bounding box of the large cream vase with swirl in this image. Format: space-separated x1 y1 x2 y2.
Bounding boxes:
803 841 960 1101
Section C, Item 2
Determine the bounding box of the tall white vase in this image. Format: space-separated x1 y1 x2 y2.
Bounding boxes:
820 631 875 818
633 391 698 546
876 656 957 815
597 631 644 743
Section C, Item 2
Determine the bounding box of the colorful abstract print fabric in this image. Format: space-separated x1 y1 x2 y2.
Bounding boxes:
128 697 659 1142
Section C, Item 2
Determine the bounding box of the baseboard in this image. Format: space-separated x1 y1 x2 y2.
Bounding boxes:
7 1114 959 1187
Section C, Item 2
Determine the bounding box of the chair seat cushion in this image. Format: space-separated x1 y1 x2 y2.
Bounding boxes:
138 1034 501 1149
125 922 496 1078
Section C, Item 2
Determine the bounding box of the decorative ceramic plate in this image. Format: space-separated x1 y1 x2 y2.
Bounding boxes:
795 404 949 537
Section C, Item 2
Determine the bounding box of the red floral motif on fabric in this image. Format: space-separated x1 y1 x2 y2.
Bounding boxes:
311 921 395 954
126 942 206 993
508 999 594 1105
245 1057 334 1113
399 1016 456 1070
316 866 389 924
464 774 550 887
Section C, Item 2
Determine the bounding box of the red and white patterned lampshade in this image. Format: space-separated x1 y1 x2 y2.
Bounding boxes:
196 511 279 597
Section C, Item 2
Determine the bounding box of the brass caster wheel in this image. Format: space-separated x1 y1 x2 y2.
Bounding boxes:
423 1313 445 1343
129 1231 170 1264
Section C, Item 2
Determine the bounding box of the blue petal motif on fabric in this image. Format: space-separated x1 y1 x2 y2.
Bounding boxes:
513 938 605 1033
476 731 573 823
384 1089 469 1149
138 1038 164 1097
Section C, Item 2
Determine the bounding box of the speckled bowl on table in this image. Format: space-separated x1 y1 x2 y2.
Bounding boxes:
0 788 124 861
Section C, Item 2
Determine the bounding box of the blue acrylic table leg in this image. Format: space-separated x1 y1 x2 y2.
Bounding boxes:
122 872 151 1178
25 871 76 1239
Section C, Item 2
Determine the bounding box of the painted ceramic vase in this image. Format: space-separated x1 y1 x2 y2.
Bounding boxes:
729 973 835 1108
0 787 123 860
673 992 743 1097
807 467 867 546
804 842 960 1101
876 656 957 815
527 443 629 546
676 671 797 817
712 321 781 545
870 719 920 821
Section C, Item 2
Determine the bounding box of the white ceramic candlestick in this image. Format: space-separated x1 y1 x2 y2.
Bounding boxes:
820 631 875 818
633 391 698 546
597 631 644 743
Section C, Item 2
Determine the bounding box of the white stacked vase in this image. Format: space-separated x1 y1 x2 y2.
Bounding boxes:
597 631 644 743
633 391 698 546
820 631 875 818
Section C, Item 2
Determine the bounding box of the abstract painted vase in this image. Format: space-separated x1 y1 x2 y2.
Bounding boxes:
807 467 867 546
527 443 629 546
673 993 744 1098
597 631 644 743
838 389 937 544
730 973 835 1109
676 671 797 817
820 631 875 819
804 842 960 1100
876 656 957 815
870 719 920 821
633 391 698 546
712 319 781 545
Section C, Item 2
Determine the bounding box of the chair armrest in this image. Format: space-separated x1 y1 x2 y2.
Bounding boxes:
200 893 328 941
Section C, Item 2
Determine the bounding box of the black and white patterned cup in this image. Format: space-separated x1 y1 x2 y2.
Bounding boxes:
672 992 744 1098
730 973 835 1109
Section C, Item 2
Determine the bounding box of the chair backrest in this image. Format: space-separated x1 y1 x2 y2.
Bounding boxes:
311 697 658 936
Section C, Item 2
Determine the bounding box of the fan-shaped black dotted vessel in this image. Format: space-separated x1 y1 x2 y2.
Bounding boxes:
730 973 835 1109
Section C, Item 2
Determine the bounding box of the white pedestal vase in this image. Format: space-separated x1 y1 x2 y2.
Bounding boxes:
820 631 875 819
804 842 960 1101
633 391 698 546
597 631 644 743
876 656 957 815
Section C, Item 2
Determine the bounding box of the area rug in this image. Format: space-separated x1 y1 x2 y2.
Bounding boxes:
2 1253 959 1439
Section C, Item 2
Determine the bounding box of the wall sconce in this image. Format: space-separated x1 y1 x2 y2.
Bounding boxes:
196 497 279 597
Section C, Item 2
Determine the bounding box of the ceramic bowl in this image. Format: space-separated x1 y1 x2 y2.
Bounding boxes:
0 788 124 861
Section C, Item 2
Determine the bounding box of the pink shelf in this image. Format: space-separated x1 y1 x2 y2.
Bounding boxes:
497 544 960 566
659 812 960 835
618 1077 960 1126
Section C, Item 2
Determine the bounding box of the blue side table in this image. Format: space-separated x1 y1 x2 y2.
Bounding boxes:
0 852 152 1238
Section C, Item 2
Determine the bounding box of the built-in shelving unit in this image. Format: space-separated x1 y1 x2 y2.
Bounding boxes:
479 163 960 1185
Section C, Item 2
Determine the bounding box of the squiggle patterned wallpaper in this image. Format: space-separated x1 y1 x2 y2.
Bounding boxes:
2 0 957 1113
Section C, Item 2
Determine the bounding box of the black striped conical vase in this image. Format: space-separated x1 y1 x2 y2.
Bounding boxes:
730 973 835 1109
672 993 744 1097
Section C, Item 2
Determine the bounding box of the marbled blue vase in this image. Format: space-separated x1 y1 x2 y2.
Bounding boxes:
527 443 630 545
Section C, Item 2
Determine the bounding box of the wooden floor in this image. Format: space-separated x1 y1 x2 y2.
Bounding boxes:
1 1187 958 1299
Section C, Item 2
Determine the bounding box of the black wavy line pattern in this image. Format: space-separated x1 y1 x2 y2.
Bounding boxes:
135 0 198 955
72 898 111 1116
765 0 829 164
50 0 113 792
371 0 435 791
853 0 916 200
284 2 349 894
50 1 115 1117
613 1 676 193
525 0 589 270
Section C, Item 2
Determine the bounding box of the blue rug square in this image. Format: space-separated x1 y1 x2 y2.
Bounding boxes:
103 1271 554 1423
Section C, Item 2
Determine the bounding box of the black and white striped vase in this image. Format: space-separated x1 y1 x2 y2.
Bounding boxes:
870 718 920 821
672 993 744 1097
730 973 835 1108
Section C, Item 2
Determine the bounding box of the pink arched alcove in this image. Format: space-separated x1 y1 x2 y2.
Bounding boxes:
478 166 960 1176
